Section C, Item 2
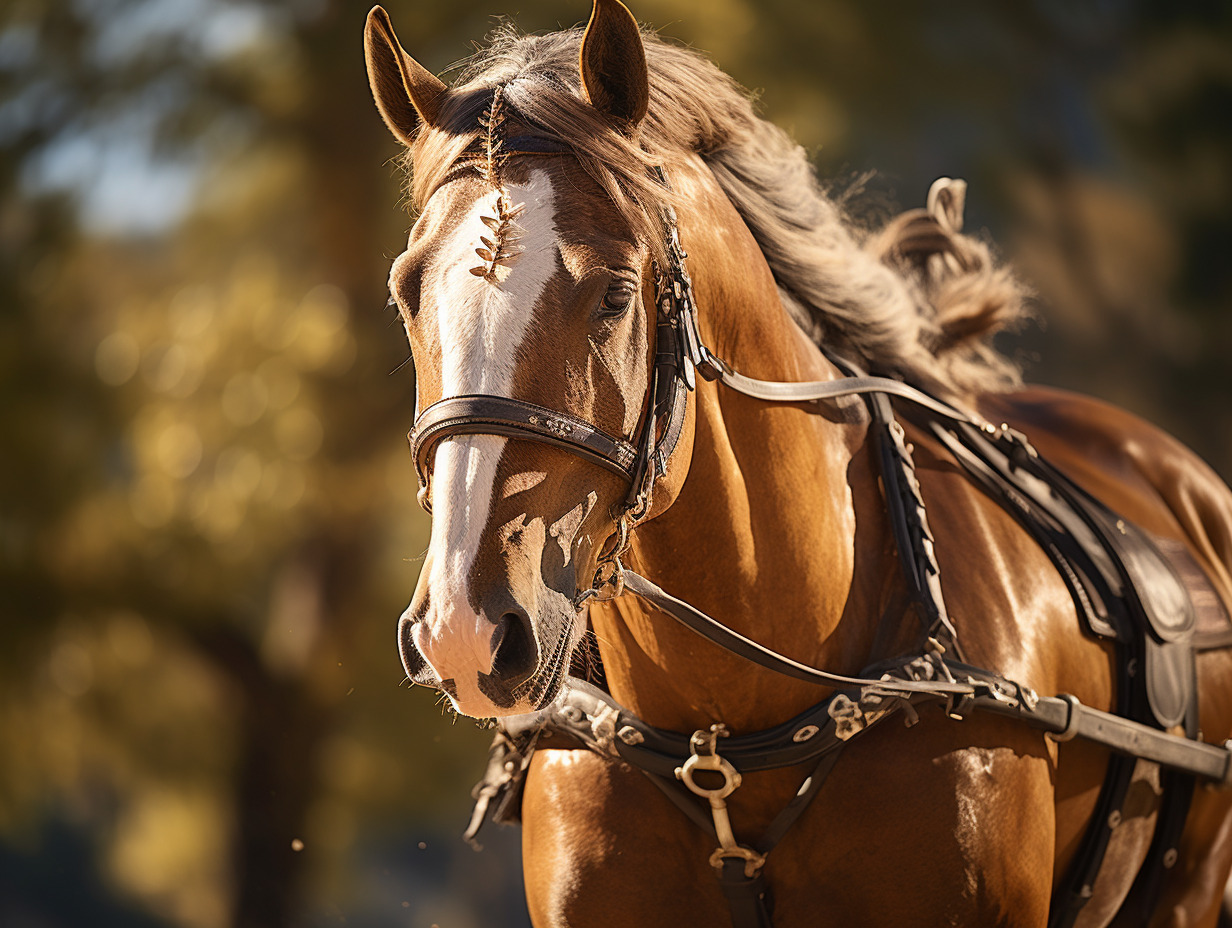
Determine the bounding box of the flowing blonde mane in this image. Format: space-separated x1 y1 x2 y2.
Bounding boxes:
405 25 1028 399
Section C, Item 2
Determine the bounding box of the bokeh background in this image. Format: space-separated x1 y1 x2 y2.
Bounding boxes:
1 1 1229 926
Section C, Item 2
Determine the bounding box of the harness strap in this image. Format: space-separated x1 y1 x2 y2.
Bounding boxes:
865 388 963 655
621 570 977 697
716 861 774 928
621 569 1232 783
976 694 1230 784
697 350 978 426
410 394 638 487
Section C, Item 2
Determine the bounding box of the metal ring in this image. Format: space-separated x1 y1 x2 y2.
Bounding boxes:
708 845 766 878
589 557 625 601
675 753 742 801
1048 694 1082 743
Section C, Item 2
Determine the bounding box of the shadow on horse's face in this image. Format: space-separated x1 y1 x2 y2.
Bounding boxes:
389 158 653 718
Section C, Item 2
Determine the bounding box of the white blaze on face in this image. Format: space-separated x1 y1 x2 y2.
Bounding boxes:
418 170 559 684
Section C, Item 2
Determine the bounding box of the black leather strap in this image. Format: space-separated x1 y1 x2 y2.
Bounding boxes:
410 394 638 485
718 860 774 928
620 570 978 697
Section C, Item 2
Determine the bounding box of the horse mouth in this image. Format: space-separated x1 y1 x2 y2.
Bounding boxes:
527 647 571 711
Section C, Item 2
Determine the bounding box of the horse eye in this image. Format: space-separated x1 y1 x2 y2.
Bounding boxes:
599 283 636 317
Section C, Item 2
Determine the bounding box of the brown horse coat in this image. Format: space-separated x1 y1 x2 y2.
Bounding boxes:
365 2 1232 924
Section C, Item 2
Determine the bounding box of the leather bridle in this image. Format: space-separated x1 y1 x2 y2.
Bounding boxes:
405 157 978 604
407 162 695 595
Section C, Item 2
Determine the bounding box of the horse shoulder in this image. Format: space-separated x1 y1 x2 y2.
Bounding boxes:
520 747 728 928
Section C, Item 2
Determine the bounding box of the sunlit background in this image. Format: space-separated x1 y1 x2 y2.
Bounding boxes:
1 1 1229 926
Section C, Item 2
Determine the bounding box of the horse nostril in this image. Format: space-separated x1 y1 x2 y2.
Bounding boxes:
490 610 537 691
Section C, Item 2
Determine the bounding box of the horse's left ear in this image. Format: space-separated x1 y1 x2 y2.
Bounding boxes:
579 0 649 129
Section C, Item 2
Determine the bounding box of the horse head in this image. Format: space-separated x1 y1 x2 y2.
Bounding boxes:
366 1 683 718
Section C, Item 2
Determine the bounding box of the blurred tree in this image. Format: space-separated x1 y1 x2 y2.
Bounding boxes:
0 2 497 926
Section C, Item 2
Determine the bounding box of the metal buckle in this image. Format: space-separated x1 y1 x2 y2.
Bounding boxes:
675 724 766 878
574 516 633 607
589 553 626 601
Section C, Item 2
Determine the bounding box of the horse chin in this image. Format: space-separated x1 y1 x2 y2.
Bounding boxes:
444 653 569 719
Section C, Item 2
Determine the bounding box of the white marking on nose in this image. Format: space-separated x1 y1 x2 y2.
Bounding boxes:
422 170 560 643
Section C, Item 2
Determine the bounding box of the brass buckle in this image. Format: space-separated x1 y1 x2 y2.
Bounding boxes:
574 516 633 607
675 724 766 879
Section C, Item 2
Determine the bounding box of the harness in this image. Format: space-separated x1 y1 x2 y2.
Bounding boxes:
407 164 1232 927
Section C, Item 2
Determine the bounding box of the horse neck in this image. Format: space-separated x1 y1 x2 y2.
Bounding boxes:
588 163 893 733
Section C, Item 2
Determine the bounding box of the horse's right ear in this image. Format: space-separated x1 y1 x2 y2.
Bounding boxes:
364 6 447 146
580 0 649 129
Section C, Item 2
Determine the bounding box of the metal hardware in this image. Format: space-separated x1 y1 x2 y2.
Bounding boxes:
576 515 635 606
946 691 976 720
1020 685 1040 710
588 555 625 602
675 724 766 878
617 725 644 746
1048 694 1082 742
527 413 575 438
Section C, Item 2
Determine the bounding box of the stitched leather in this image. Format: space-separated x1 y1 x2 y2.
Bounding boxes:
410 394 638 484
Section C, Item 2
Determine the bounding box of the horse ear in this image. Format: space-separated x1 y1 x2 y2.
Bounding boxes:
579 0 649 129
364 5 447 146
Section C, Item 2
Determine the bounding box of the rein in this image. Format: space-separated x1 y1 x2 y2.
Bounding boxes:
407 160 1232 928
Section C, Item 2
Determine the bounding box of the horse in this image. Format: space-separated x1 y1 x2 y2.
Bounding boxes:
363 1 1232 925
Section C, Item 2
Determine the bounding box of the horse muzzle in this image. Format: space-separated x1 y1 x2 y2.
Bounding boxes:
398 596 556 717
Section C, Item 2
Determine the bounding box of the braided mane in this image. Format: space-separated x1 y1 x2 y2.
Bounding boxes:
468 86 524 283
407 25 1028 400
